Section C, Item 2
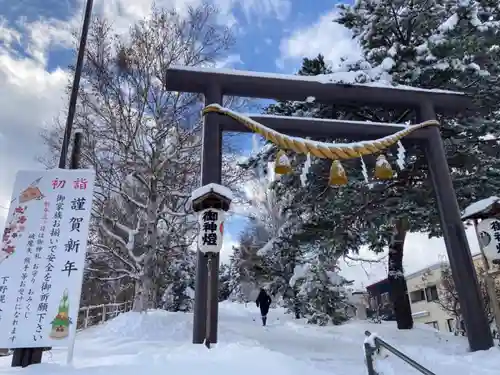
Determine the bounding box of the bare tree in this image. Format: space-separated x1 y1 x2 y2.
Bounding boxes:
42 4 246 311
436 263 498 328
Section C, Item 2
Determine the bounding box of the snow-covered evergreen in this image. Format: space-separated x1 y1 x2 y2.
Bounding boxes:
229 0 500 327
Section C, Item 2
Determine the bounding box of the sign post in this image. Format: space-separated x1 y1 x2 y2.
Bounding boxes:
476 217 500 263
1 168 94 367
191 183 232 349
462 198 500 343
475 218 500 341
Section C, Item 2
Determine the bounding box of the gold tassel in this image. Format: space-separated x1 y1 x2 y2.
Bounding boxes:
274 150 292 175
374 154 393 180
329 160 348 186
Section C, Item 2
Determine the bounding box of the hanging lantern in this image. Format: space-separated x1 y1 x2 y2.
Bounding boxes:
274 150 292 175
329 160 348 186
374 154 394 180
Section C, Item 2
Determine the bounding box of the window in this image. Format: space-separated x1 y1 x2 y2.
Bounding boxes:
410 289 426 303
426 321 439 330
380 292 390 304
447 318 455 332
425 285 439 302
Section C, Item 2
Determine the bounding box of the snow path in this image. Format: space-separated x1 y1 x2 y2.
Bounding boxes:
0 302 498 375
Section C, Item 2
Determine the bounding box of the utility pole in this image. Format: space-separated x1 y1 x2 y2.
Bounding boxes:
58 0 94 168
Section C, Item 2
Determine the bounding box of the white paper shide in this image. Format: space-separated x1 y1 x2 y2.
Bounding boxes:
477 218 500 261
0 169 95 348
197 208 225 254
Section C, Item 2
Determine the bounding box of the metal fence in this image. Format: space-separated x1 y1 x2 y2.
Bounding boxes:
364 330 436 375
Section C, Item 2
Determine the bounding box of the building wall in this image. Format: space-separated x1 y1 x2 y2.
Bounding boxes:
366 252 500 333
405 253 499 333
366 278 399 311
406 265 455 332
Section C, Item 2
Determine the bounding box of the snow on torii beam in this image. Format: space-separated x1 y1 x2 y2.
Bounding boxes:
166 65 473 114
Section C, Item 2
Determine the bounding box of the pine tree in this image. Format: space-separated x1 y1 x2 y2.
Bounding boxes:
333 0 500 329
256 0 500 330
161 247 196 312
218 263 233 301
290 246 353 325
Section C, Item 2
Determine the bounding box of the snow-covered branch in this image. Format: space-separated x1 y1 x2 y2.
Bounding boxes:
343 254 387 264
120 191 148 210
92 243 139 275
160 206 189 217
100 216 146 265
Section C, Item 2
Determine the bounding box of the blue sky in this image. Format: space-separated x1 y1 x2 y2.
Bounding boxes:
2 0 343 75
228 0 337 72
1 0 479 286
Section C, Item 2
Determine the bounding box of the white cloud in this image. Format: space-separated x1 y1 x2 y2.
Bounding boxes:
0 0 286 232
215 54 242 68
277 9 361 70
215 0 291 24
91 0 291 34
0 24 70 233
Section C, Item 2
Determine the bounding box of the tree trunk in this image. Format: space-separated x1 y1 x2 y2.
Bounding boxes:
388 218 413 330
132 278 146 312
293 287 301 319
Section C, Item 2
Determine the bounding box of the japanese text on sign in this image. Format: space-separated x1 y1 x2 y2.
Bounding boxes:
0 169 94 348
197 209 224 254
477 218 500 261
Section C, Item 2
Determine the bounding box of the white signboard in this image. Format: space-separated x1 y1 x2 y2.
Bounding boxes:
0 169 95 348
477 218 500 261
197 208 224 254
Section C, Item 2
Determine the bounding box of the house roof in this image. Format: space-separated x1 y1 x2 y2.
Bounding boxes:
365 252 482 290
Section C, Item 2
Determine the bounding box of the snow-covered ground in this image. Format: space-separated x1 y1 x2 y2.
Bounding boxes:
0 302 499 374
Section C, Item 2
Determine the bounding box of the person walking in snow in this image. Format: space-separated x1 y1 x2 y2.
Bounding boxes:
256 288 272 326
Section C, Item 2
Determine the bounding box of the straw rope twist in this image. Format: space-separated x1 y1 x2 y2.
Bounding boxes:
202 104 439 160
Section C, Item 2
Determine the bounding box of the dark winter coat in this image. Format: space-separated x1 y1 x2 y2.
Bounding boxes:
256 289 272 316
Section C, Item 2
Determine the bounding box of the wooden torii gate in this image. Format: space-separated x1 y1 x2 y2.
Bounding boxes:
165 66 493 352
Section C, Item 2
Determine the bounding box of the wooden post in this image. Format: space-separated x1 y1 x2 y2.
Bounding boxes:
84 307 90 329
205 254 213 349
101 305 106 324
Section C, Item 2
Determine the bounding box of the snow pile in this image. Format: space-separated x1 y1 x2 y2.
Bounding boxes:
98 310 191 342
2 302 498 375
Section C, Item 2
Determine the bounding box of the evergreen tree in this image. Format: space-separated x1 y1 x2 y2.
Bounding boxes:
333 0 500 329
290 247 353 325
256 0 500 330
218 263 234 301
161 247 196 312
